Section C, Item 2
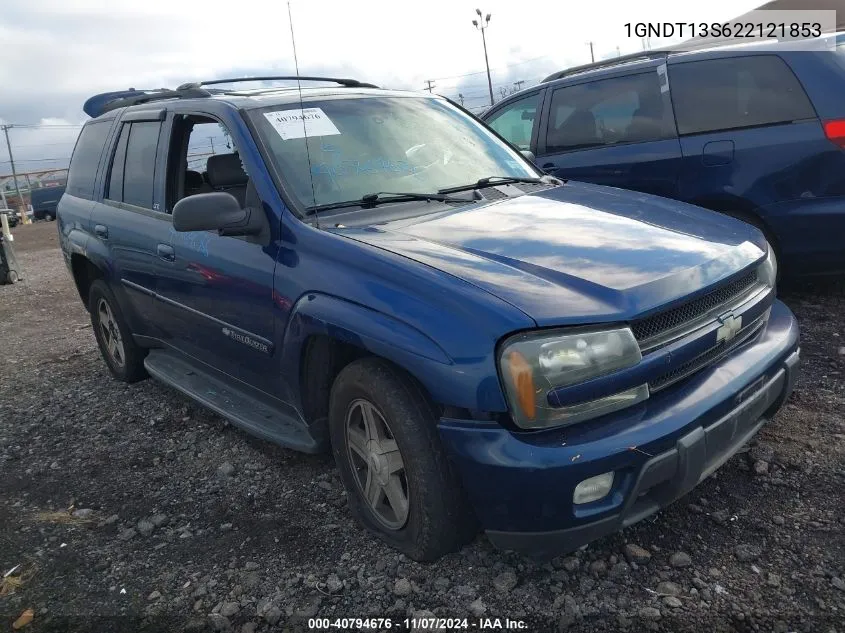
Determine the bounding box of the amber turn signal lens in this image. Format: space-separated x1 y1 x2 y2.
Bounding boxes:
506 350 536 420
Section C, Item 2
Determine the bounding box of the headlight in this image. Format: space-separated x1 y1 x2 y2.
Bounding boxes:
499 327 647 429
759 242 777 288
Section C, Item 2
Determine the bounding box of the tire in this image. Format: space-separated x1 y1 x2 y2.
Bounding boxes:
44 213 54 222
88 279 148 383
329 357 477 561
6 270 18 284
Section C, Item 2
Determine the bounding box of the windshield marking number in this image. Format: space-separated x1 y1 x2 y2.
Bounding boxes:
263 108 340 140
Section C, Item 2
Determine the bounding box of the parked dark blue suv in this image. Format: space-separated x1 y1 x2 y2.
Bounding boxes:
58 77 798 560
484 35 845 277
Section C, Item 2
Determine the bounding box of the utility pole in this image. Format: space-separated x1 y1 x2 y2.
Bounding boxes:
472 9 494 106
458 93 465 106
513 80 525 92
587 41 595 63
424 80 436 93
2 125 27 224
208 136 215 155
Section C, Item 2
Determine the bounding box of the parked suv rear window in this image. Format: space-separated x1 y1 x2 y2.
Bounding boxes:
66 121 111 199
545 71 674 153
106 121 161 209
670 55 815 135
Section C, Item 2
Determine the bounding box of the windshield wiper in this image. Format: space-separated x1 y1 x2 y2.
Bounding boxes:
438 175 556 194
305 191 469 215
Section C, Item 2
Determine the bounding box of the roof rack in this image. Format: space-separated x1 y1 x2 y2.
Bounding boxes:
83 86 214 118
84 76 379 118
541 50 670 83
177 76 379 90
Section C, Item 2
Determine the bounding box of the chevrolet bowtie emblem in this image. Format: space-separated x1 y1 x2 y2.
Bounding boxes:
716 312 742 343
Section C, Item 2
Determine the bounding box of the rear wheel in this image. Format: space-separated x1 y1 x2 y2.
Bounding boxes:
329 358 476 561
6 270 18 284
44 213 54 222
88 279 147 382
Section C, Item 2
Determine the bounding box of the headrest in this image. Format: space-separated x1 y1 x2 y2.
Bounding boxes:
206 153 248 188
184 170 203 189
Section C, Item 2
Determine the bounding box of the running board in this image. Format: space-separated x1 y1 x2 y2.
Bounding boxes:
143 350 322 453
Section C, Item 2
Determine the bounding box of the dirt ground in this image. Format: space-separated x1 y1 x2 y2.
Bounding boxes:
1 220 843 633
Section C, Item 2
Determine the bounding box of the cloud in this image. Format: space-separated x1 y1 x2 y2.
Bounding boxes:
0 0 761 175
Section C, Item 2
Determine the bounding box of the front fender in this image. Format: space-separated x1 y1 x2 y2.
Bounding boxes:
280 293 509 413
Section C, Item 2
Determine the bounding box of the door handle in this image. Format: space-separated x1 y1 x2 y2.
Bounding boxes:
157 243 175 262
94 224 108 239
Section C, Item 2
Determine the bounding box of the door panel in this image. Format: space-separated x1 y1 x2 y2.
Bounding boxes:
151 112 280 395
537 70 682 198
90 118 166 335
540 139 682 198
154 229 279 394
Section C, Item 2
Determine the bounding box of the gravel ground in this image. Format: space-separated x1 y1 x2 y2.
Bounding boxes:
1 221 843 633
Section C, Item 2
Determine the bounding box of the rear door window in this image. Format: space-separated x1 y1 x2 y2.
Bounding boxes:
545 72 675 153
669 55 816 135
66 121 112 199
485 92 541 150
123 122 161 209
106 121 162 209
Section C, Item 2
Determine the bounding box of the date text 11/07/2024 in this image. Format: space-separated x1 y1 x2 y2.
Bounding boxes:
308 617 529 630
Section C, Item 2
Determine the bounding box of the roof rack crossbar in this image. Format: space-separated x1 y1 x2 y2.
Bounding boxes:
541 50 670 83
177 76 379 90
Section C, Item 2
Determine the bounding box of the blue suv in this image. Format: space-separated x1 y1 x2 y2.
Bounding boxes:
59 77 798 560
484 35 845 277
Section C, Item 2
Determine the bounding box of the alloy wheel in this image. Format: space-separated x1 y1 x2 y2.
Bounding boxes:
97 298 125 368
344 398 410 530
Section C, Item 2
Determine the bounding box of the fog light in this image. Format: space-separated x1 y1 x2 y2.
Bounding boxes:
573 472 615 504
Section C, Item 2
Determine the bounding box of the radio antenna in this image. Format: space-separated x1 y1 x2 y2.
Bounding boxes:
287 0 320 227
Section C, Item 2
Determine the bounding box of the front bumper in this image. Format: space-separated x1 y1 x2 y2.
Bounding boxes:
439 300 800 558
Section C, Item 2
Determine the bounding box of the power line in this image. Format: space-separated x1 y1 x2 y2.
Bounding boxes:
0 158 71 163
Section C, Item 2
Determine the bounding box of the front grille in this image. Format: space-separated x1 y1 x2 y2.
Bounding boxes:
648 311 769 392
632 270 759 347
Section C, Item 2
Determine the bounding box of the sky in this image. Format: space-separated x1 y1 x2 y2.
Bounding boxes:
0 0 762 177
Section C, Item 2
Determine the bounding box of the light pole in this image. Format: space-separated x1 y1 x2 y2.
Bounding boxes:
472 9 494 107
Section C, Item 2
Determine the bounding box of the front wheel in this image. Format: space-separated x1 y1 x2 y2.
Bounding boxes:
329 358 476 561
88 279 147 383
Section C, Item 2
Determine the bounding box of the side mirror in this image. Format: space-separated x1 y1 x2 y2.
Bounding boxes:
172 192 262 236
520 150 536 164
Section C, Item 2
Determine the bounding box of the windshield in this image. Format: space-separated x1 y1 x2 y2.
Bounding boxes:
248 96 538 210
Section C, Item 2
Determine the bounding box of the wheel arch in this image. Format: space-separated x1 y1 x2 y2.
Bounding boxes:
70 253 104 309
282 293 507 428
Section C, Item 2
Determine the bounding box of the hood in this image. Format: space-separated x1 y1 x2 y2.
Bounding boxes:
334 182 767 326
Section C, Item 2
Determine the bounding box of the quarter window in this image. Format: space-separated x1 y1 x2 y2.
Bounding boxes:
545 72 674 153
66 121 111 199
486 92 541 150
669 55 815 135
